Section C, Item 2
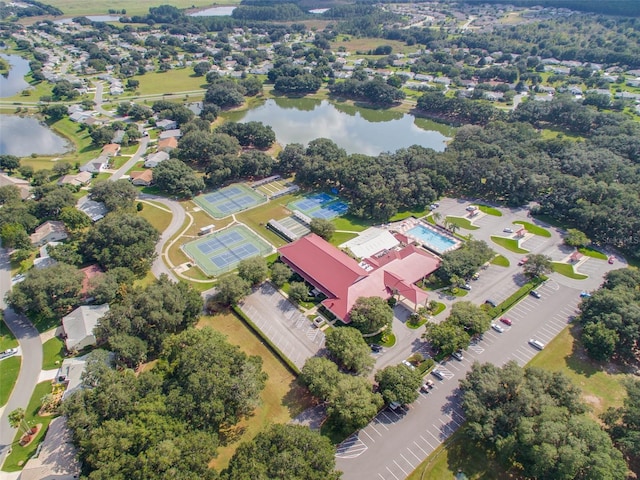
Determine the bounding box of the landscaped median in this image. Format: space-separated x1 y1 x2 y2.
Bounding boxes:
490 235 528 254
551 262 588 280
486 276 546 318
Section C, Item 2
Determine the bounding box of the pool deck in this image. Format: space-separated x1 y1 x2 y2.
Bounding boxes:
387 216 461 255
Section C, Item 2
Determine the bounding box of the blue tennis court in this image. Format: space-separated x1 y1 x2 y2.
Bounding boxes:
183 224 273 276
287 193 349 221
194 183 267 219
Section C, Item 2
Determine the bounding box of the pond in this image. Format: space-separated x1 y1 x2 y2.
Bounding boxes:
0 115 71 157
0 54 31 98
188 6 236 16
224 98 454 156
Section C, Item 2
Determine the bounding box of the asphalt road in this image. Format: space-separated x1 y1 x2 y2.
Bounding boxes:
335 197 621 480
110 135 149 181
0 249 42 468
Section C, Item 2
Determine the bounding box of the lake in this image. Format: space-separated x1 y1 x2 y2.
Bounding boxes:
189 6 236 16
0 54 31 98
0 115 71 157
224 98 454 156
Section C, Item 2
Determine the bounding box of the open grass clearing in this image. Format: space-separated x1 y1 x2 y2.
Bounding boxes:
2 381 54 472
39 0 237 18
197 311 312 470
332 214 374 232
491 254 510 267
445 216 479 230
0 316 18 351
579 246 608 260
389 208 430 222
124 69 208 97
490 236 528 254
0 356 21 407
42 336 65 371
551 262 588 280
513 220 551 237
473 204 502 216
330 231 358 247
137 201 172 234
331 36 420 55
235 194 297 248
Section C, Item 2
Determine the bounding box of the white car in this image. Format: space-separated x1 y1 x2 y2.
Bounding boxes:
503 228 514 233
529 339 545 350
0 348 18 359
491 323 505 333
402 360 416 371
451 350 464 361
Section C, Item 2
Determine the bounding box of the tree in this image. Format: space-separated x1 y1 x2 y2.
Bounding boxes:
216 275 251 306
83 213 159 275
34 186 76 219
448 301 491 336
90 180 138 211
153 159 204 198
193 61 211 77
348 296 393 334
439 240 494 282
287 281 308 305
6 263 83 319
43 104 68 121
52 161 72 176
309 218 335 241
269 262 291 288
0 185 21 205
325 327 374 374
581 321 618 361
0 223 30 249
375 364 422 405
223 424 341 480
326 375 383 433
237 256 268 286
603 378 640 465
59 206 91 232
300 357 342 400
564 228 591 248
8 408 30 436
423 321 470 355
0 155 21 173
522 253 553 279
89 266 135 304
109 333 147 368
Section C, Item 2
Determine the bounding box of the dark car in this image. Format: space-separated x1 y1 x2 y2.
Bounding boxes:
485 299 498 308
530 290 541 299
370 344 383 353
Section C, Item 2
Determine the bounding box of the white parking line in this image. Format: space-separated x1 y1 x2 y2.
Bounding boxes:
362 429 377 441
413 441 429 456
386 466 400 480
400 453 415 469
420 434 435 450
393 460 409 476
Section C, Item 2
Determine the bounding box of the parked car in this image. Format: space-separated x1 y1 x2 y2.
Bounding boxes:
518 257 528 266
370 344 383 353
471 272 480 280
432 370 445 380
421 379 435 393
580 291 592 298
608 257 615 264
452 350 464 361
485 299 498 308
0 348 18 359
491 323 505 333
500 317 513 326
465 205 477 212
460 283 472 291
503 228 513 233
389 401 402 411
402 359 416 371
530 290 542 299
529 339 545 350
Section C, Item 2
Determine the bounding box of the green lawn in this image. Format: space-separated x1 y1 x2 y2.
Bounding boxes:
0 316 18 351
551 262 588 280
330 231 358 247
125 69 208 97
445 216 479 230
490 236 528 254
332 215 374 232
2 381 55 472
42 336 65 371
42 0 238 17
137 201 173 234
578 246 608 260
473 204 502 216
389 207 430 222
513 220 552 237
491 255 510 267
0 356 21 407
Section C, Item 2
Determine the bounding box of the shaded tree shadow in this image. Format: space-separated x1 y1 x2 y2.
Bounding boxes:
563 323 601 378
218 423 247 446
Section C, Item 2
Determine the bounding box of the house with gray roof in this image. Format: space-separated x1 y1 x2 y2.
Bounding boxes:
61 304 110 352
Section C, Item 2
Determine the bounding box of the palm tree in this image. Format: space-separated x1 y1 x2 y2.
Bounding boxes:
8 408 30 436
449 223 459 236
432 212 442 225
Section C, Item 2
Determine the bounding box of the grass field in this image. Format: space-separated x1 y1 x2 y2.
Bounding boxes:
330 231 358 246
125 69 208 97
491 254 510 267
579 246 608 260
474 204 502 216
2 381 54 472
513 220 552 237
491 236 528 254
331 36 421 56
0 316 18 351
445 216 479 230
197 311 312 470
332 214 374 232
0 356 21 407
38 0 239 17
137 201 172 233
42 336 65 371
235 194 297 248
552 262 588 280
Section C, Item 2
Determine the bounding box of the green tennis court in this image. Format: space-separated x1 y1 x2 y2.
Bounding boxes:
183 224 273 276
194 183 266 219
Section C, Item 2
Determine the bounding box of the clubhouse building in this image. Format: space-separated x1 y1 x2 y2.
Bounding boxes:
278 233 441 323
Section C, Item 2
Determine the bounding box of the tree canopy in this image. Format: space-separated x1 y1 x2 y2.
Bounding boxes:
349 296 393 334
90 179 139 212
153 159 205 198
375 364 422 406
325 326 374 374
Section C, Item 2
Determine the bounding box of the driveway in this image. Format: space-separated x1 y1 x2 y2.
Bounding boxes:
110 135 149 181
239 283 325 371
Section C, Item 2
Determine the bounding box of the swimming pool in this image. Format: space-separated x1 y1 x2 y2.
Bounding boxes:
407 223 460 253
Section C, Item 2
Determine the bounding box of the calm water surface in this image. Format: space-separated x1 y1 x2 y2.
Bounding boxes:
189 6 236 16
0 54 30 98
0 115 71 157
225 98 453 155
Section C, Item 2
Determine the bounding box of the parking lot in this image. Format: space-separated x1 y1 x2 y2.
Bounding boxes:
239 283 325 370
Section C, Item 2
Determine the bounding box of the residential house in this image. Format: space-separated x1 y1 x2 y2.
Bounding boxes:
130 169 153 186
77 198 108 222
111 130 125 144
0 173 32 199
101 143 121 157
30 220 68 247
159 129 182 140
57 171 93 187
33 242 61 269
144 151 169 168
156 118 177 130
79 155 110 173
157 136 178 152
61 304 110 352
80 264 104 297
278 233 440 322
